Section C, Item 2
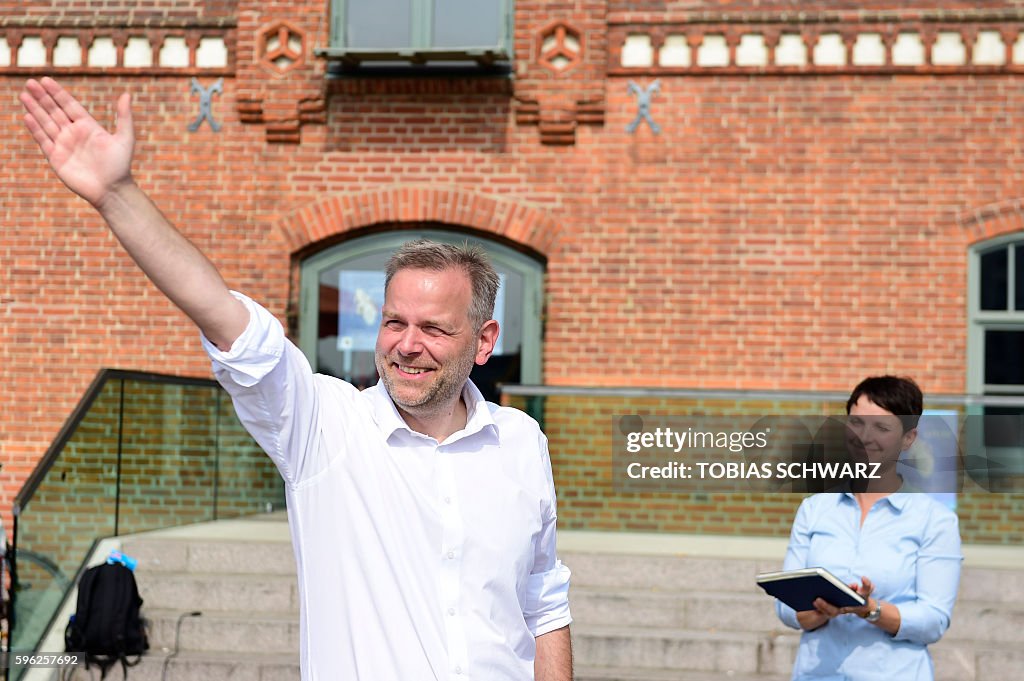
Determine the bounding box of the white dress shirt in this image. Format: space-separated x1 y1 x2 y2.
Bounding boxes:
201 293 572 681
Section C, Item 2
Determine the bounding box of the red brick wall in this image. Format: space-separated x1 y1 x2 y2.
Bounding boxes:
0 0 236 20
3 1 1024 541
609 0 1024 11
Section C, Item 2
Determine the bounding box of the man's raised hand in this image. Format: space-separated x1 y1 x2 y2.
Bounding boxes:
20 77 134 208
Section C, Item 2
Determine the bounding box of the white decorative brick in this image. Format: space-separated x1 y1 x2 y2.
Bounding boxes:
159 36 189 68
932 32 966 65
196 37 227 68
0 38 11 67
563 34 580 56
736 34 767 67
17 36 46 67
973 30 1005 65
124 37 153 67
775 33 807 66
621 34 653 68
892 32 925 66
659 34 690 67
697 34 729 67
852 33 884 66
1015 34 1024 64
53 36 81 67
813 33 845 66
87 37 117 67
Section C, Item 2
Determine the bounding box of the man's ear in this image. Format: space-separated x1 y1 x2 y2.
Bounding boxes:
474 320 500 365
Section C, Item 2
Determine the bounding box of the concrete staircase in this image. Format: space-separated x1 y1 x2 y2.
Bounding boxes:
564 550 1024 681
89 514 1024 681
118 514 300 681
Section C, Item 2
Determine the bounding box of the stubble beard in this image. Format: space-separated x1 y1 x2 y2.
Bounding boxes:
375 345 477 417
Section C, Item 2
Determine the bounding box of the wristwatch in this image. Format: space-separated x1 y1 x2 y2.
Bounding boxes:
864 599 882 623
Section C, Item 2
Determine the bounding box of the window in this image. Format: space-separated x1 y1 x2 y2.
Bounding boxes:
318 0 512 67
298 229 543 403
967 235 1024 487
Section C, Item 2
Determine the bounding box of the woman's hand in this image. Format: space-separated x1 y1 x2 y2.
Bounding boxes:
796 597 842 631
839 576 876 618
797 576 877 630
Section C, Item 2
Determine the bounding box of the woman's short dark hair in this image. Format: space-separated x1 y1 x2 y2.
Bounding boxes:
845 375 923 432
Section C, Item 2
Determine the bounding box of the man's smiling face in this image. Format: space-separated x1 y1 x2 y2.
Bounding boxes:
374 267 486 419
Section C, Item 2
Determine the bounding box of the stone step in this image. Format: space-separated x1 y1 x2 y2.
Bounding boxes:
145 608 298 655
121 535 295 577
123 524 1024 599
762 631 1018 681
956 565 1024 603
929 639 978 681
83 635 1011 681
761 628 1024 681
108 518 1024 681
572 585 1024 641
573 625 1017 681
974 646 1024 680
571 625 774 675
136 571 298 614
563 550 1024 604
571 586 783 633
563 551 774 594
929 636 1024 681
576 666 789 681
943 600 1024 643
66 650 302 681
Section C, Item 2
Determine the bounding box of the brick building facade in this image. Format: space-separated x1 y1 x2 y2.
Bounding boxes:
2 1 1023 543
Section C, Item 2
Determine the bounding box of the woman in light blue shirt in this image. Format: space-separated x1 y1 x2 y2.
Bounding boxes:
776 376 963 681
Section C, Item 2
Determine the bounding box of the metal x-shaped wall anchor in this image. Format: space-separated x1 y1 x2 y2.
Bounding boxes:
626 79 661 134
188 78 224 132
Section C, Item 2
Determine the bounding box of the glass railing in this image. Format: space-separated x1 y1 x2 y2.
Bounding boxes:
500 385 1024 545
8 370 284 676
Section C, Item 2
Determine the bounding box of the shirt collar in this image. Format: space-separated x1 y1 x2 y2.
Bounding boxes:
839 490 909 512
367 378 499 444
460 379 498 438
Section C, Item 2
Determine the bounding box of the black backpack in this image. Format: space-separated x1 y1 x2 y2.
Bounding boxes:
65 562 149 679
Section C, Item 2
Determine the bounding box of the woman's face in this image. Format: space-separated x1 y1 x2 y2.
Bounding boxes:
846 395 917 468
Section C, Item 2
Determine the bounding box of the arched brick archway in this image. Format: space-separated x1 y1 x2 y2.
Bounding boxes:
959 199 1024 244
276 185 563 257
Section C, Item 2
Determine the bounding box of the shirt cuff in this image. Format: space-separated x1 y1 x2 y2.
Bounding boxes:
523 560 572 637
892 602 949 645
776 601 801 630
200 291 285 388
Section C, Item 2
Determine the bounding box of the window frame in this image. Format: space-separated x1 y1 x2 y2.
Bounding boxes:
968 233 1024 395
966 233 1024 485
319 0 514 66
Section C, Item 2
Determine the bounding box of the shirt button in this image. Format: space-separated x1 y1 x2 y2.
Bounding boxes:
447 551 455 560
455 667 462 674
448 607 456 616
444 496 451 504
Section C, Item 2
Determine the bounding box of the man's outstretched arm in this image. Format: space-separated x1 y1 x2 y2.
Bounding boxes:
19 77 248 350
535 625 572 681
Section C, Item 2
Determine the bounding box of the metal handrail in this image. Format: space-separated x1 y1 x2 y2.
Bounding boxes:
6 369 235 680
499 384 1024 407
13 369 219 517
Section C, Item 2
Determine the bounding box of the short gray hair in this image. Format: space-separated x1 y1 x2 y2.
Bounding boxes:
385 239 500 330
